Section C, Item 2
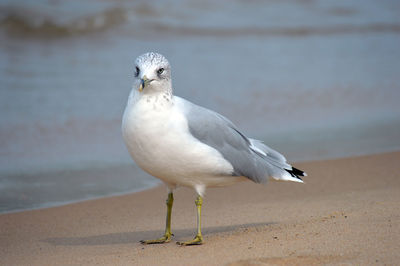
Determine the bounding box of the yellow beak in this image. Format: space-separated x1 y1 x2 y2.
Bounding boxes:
139 75 151 92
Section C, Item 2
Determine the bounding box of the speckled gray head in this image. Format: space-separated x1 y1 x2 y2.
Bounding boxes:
134 52 172 94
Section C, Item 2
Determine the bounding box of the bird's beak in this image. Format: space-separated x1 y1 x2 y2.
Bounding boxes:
139 75 151 92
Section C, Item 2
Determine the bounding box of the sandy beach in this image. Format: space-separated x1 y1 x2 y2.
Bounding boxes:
1 151 399 265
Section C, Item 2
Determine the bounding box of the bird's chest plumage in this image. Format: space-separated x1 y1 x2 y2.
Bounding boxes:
123 95 177 171
122 92 234 187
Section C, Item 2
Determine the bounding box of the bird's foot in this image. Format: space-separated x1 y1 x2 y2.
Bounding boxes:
140 233 173 245
177 235 203 246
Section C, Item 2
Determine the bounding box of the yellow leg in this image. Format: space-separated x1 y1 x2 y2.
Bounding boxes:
177 195 204 246
141 192 174 244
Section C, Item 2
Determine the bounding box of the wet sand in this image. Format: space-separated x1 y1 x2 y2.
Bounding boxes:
1 151 399 265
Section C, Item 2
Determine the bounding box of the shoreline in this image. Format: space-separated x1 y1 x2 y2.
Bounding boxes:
2 149 399 215
1 151 399 265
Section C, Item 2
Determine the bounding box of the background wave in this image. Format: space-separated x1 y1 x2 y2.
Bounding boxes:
0 6 127 37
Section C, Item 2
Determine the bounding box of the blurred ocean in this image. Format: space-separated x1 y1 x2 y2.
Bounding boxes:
1 0 399 213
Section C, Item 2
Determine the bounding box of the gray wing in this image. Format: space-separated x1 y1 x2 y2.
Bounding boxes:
181 99 294 183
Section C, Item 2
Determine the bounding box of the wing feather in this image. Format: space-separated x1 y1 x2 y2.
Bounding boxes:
177 97 303 183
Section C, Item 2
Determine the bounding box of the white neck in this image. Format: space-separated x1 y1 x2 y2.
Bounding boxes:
127 85 173 110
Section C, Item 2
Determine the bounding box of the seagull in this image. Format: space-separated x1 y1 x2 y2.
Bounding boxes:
122 52 306 245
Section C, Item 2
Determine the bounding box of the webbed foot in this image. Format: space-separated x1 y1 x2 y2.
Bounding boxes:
177 235 203 246
140 233 173 244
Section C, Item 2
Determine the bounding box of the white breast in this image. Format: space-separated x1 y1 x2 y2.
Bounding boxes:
122 91 235 189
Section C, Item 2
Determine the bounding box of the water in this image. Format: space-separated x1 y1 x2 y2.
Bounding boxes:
1 0 400 213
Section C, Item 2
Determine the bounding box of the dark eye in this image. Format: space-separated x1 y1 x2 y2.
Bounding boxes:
135 66 140 77
157 68 164 75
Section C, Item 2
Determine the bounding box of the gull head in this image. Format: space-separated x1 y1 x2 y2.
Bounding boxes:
134 52 172 94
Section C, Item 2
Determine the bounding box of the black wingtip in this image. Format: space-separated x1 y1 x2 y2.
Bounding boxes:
285 167 307 181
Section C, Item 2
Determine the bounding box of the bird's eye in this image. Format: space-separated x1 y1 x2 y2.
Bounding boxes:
157 68 164 75
135 66 140 77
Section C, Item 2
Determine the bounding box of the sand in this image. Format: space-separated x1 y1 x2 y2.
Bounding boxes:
0 151 399 265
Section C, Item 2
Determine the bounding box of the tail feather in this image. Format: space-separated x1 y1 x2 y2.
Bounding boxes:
285 167 307 181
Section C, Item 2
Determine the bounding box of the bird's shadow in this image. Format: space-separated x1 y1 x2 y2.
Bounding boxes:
43 222 274 246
